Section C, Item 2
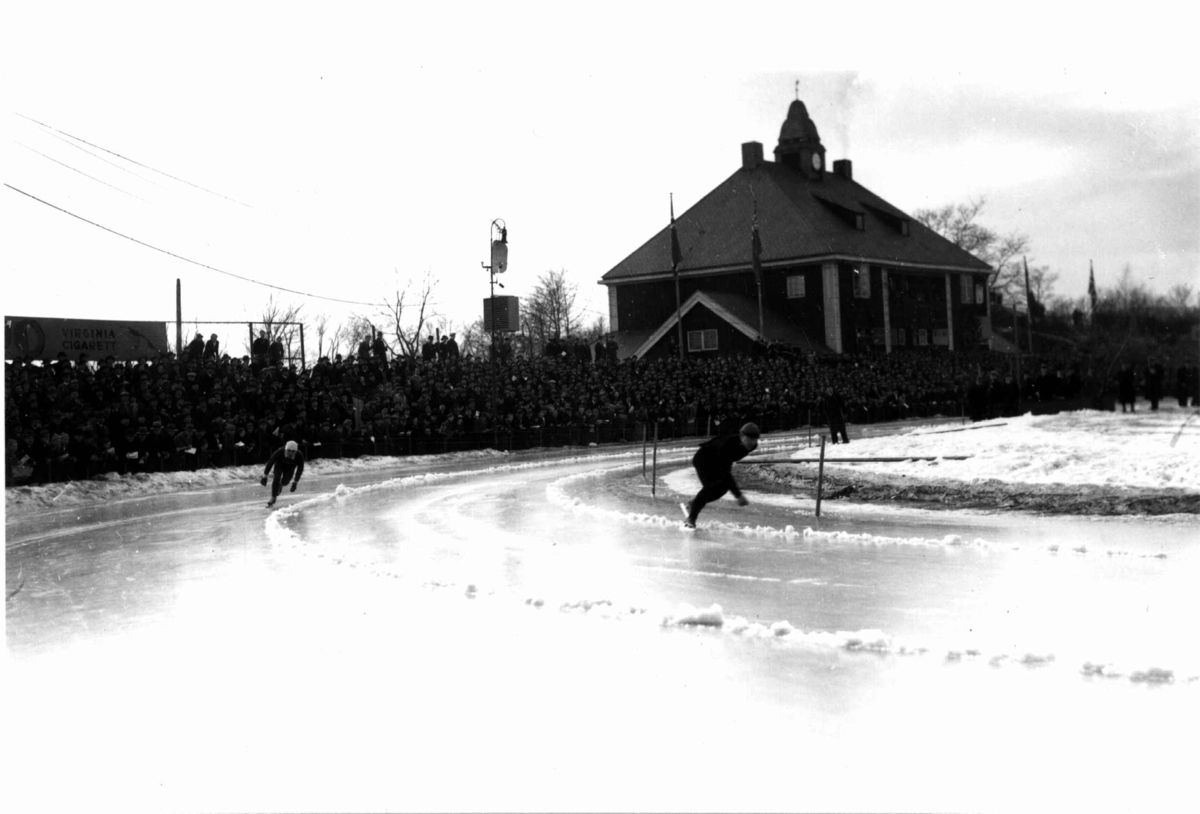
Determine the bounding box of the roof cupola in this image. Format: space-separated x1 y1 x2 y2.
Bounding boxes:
774 99 826 179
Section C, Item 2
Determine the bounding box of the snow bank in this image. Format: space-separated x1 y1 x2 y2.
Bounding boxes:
799 406 1200 490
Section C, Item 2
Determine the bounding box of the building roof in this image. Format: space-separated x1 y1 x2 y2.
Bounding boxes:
602 160 993 283
632 290 830 358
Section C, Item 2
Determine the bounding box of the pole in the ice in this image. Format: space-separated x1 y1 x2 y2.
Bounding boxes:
814 435 827 518
651 421 659 496
642 423 647 478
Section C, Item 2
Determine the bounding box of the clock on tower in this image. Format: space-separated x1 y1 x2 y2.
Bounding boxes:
774 99 827 179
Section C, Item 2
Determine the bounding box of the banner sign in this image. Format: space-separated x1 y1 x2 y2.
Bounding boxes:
5 316 170 362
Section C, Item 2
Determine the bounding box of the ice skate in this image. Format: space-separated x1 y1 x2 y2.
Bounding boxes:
680 502 696 529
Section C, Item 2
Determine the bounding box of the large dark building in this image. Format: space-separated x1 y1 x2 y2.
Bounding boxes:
600 100 994 360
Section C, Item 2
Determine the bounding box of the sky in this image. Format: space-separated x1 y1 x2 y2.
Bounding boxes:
3 2 1197 360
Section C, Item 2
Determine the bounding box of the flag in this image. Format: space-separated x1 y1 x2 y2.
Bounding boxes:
1023 256 1033 313
752 195 764 336
1088 260 1097 313
670 193 682 272
751 199 763 276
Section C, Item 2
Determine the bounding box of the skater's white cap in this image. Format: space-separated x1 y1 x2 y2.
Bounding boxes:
285 440 299 452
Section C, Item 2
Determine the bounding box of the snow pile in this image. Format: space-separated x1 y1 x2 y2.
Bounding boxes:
802 406 1200 490
4 449 508 517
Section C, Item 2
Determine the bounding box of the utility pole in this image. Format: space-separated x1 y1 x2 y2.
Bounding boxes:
175 279 182 356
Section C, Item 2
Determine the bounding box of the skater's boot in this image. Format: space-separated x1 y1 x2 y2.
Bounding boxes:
680 501 697 528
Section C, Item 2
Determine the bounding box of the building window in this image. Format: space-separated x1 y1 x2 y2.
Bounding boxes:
853 265 871 298
892 328 907 346
960 274 973 304
786 275 806 298
975 283 985 305
933 328 950 346
917 328 929 346
687 329 718 352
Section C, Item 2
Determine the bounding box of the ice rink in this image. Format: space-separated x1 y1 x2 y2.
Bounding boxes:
6 411 1199 813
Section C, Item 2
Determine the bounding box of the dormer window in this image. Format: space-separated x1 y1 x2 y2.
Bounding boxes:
813 193 866 231
863 202 911 236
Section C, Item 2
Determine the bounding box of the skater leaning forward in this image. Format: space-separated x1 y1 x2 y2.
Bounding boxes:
682 422 759 528
261 439 305 507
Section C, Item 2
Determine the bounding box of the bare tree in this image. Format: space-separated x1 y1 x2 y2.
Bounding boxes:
345 316 376 358
579 314 609 344
249 295 304 362
1028 264 1058 310
325 320 356 360
1110 264 1156 316
1165 283 1195 314
455 318 489 359
312 312 330 363
525 269 579 355
913 196 1030 300
380 268 440 358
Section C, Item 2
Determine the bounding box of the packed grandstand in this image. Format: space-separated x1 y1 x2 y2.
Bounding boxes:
6 346 1197 486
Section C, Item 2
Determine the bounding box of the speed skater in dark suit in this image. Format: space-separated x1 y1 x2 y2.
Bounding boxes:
682 422 760 528
261 439 305 507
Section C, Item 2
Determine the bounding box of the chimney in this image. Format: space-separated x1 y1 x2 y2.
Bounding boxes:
741 141 764 170
833 159 852 180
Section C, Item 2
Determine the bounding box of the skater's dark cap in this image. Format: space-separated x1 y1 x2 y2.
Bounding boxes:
740 422 760 438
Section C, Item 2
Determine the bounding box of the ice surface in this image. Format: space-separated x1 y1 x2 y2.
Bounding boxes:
6 407 1199 812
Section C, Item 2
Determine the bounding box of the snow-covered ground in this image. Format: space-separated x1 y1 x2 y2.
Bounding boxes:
798 404 1200 491
4 448 512 517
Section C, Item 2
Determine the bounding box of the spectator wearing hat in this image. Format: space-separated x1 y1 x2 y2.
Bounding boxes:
1176 365 1191 408
822 385 850 443
1116 361 1137 413
204 334 220 361
681 421 760 529
371 330 388 367
187 332 205 363
268 335 285 368
1144 359 1165 411
251 331 270 371
148 419 174 466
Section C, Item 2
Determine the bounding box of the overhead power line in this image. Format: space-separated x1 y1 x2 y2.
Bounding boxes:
17 141 147 201
6 184 378 307
15 111 253 208
43 126 163 187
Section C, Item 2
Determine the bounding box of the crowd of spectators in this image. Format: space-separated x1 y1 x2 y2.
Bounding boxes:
7 340 1198 487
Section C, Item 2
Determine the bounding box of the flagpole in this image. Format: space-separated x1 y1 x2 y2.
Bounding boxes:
752 193 764 339
671 194 684 361
1023 255 1035 355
